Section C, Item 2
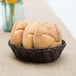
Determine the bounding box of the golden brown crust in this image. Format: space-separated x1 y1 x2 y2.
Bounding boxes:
23 22 42 48
50 40 62 47
10 21 62 48
11 30 23 47
34 22 62 48
10 21 28 47
55 24 62 41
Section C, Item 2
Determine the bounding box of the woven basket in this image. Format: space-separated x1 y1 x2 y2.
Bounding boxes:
8 40 66 63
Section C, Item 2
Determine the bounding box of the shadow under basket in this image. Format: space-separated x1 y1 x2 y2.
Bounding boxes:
8 40 66 63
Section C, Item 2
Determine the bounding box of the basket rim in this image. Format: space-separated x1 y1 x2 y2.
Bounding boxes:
8 40 66 63
8 40 66 52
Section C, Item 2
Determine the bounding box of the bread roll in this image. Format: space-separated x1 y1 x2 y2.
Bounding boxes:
10 21 62 48
10 20 28 47
34 22 62 48
23 22 42 48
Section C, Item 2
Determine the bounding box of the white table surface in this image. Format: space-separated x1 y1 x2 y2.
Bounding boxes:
0 0 76 39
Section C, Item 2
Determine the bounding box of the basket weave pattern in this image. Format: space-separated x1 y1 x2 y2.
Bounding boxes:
8 40 66 63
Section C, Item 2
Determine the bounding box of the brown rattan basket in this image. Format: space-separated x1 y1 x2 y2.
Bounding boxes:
8 40 66 63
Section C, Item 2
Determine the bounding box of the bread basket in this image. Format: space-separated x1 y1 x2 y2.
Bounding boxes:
8 40 66 63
